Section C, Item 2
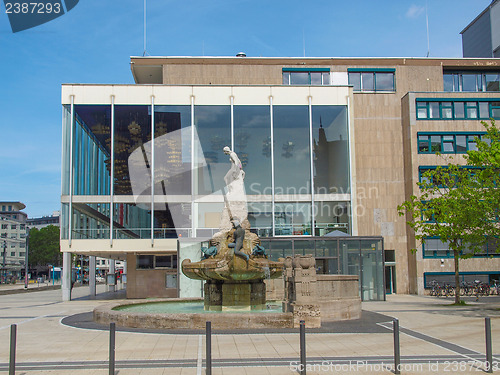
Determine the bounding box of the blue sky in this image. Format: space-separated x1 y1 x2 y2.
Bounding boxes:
0 0 492 217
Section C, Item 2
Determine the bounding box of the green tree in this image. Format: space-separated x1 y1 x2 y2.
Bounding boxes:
398 121 500 304
28 225 61 267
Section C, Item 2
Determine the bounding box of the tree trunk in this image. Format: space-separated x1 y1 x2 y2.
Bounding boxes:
454 249 460 304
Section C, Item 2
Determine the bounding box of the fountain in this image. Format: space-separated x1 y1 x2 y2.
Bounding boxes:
93 147 361 330
181 146 284 311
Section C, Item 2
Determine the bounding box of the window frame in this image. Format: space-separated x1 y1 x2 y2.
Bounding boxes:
417 132 486 154
282 68 330 86
415 98 500 120
443 71 500 92
347 68 396 92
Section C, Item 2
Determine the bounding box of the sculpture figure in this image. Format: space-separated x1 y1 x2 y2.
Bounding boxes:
228 220 249 262
223 146 245 188
181 145 283 310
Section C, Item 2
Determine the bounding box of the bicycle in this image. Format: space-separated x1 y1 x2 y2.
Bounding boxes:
429 280 442 297
443 283 455 297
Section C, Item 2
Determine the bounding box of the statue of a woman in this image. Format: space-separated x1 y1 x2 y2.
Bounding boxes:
223 146 245 189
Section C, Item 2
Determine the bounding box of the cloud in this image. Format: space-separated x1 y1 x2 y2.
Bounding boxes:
406 4 425 19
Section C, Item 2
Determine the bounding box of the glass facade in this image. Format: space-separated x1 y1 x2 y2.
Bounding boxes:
61 91 352 241
263 236 385 301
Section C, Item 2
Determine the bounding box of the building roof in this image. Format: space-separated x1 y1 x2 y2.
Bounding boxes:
130 56 500 84
460 0 500 35
0 202 26 211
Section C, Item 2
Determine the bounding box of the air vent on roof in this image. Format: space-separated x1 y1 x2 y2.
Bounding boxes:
236 52 246 57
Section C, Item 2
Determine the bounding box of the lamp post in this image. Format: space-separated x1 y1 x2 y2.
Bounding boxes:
2 240 6 283
24 228 29 289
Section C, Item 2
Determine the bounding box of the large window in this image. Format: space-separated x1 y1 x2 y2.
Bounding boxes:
282 68 330 85
114 105 152 195
417 132 486 154
312 106 349 194
72 105 111 195
194 106 231 195
233 106 271 195
416 99 500 120
423 237 498 258
273 106 310 194
444 71 500 92
348 69 395 92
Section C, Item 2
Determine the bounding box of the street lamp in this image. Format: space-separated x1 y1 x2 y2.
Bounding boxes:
2 240 6 283
24 227 29 289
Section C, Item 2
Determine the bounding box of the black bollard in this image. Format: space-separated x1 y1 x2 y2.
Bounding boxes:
300 320 306 375
393 319 401 375
206 321 212 375
485 317 493 373
9 324 16 375
109 322 115 375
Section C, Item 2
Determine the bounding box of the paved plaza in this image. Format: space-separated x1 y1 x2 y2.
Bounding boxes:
0 283 499 374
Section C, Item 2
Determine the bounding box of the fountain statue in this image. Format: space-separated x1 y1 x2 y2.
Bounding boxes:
182 147 284 310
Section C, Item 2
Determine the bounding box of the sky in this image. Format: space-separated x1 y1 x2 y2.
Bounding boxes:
0 0 492 217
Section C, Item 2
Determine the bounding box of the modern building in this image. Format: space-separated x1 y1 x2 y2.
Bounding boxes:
27 211 60 230
0 202 27 281
461 0 500 58
60 55 500 300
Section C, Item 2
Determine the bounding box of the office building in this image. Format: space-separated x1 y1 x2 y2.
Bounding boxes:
0 202 27 281
60 55 500 300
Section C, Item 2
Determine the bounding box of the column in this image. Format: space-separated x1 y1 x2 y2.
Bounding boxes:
108 259 115 292
122 260 127 287
88 256 96 298
62 252 72 301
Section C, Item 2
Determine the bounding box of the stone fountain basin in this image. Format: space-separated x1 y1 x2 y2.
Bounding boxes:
93 298 294 330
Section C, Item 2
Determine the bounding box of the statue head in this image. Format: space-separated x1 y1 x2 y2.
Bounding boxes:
223 146 231 154
232 219 240 228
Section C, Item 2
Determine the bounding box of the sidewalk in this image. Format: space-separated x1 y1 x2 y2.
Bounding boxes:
0 289 498 374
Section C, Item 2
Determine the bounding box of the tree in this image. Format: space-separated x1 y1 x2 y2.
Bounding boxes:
28 225 61 268
398 120 500 304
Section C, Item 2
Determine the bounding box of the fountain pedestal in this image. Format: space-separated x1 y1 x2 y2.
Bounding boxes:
204 280 266 311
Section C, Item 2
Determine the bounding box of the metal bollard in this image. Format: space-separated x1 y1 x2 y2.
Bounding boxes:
109 322 115 375
9 324 16 375
300 320 306 375
206 321 212 375
393 319 401 375
485 317 493 373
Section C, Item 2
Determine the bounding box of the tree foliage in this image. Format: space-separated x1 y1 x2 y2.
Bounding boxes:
398 120 500 304
28 225 61 267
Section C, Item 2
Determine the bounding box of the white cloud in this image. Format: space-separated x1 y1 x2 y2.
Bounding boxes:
406 4 425 18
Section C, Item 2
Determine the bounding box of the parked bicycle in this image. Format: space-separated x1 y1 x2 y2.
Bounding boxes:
429 280 443 297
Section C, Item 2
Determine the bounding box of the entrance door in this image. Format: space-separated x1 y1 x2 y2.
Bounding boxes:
385 265 396 294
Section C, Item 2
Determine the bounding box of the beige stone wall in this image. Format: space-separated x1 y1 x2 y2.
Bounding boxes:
126 253 178 299
163 64 282 85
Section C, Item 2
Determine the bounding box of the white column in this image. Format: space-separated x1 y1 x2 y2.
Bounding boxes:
108 259 116 292
88 256 96 298
62 252 72 301
123 260 127 286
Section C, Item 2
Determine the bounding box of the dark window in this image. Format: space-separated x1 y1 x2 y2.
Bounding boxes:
136 255 154 269
155 255 177 269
